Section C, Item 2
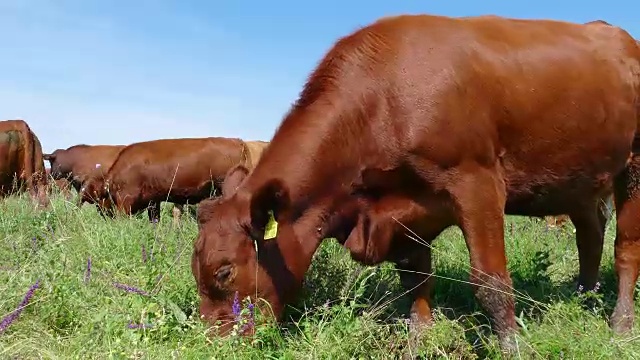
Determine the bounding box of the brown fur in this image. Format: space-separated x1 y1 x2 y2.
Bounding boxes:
44 144 125 197
83 137 256 222
191 14 640 353
0 119 48 207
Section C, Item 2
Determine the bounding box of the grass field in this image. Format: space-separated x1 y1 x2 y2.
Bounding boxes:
1 191 639 359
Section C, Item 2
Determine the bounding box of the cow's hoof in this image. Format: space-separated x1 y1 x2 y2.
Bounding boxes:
611 306 634 335
400 315 433 359
498 332 518 357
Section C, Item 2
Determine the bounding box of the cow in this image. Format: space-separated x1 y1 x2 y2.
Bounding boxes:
190 14 640 355
0 119 48 207
169 140 270 226
80 137 269 222
43 144 126 195
44 168 73 200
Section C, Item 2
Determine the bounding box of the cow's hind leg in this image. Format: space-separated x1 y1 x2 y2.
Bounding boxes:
611 155 640 333
568 200 607 293
446 166 516 353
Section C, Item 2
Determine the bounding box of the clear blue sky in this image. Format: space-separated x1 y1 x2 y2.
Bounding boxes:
0 1 637 154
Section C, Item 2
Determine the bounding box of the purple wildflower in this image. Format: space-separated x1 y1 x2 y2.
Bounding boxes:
242 302 255 332
84 257 92 284
127 320 153 329
232 291 241 321
0 279 41 333
141 244 147 263
113 282 149 296
31 237 37 252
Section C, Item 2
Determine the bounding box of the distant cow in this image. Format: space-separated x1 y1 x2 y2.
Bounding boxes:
43 144 125 195
81 138 269 222
545 193 615 229
190 14 640 355
0 119 48 207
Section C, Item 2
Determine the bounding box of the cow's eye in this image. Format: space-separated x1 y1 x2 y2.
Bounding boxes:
215 264 233 283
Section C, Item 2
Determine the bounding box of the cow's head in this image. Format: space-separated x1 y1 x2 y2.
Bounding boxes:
192 164 294 336
43 149 70 180
79 176 107 205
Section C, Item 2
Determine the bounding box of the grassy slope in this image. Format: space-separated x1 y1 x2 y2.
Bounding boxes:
0 192 639 359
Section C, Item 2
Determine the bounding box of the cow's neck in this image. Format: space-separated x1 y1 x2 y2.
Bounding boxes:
241 104 361 288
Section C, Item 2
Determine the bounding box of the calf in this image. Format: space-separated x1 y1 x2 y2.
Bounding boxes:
0 119 48 207
191 14 640 354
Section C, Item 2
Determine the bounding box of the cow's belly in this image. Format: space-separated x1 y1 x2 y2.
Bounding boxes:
501 141 628 216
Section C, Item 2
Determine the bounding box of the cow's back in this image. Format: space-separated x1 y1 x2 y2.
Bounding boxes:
72 145 126 183
107 137 245 189
345 15 640 215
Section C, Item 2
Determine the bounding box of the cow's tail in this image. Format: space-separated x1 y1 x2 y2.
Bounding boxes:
29 129 49 207
239 139 252 169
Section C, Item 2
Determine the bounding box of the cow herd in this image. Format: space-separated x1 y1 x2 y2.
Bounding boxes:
2 13 640 355
0 126 270 224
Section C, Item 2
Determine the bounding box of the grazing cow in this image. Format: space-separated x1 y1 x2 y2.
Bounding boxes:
44 168 73 200
0 119 48 207
43 144 125 195
191 14 640 354
81 137 269 222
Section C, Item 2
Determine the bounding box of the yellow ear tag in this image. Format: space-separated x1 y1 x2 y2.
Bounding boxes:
263 210 278 240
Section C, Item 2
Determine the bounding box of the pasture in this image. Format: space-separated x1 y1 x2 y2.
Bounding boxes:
0 189 639 359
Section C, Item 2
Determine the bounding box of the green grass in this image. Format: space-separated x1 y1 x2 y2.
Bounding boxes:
1 191 639 359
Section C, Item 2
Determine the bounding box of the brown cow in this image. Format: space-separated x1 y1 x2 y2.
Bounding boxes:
0 119 48 207
191 14 640 354
43 144 125 195
81 137 268 222
170 140 270 226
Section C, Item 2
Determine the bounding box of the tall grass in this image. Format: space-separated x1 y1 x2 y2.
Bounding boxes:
0 191 638 359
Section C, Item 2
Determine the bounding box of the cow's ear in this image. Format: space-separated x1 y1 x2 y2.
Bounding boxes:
221 165 250 196
248 178 290 241
43 153 54 162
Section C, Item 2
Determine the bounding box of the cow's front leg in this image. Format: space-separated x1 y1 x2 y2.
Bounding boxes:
447 166 517 354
